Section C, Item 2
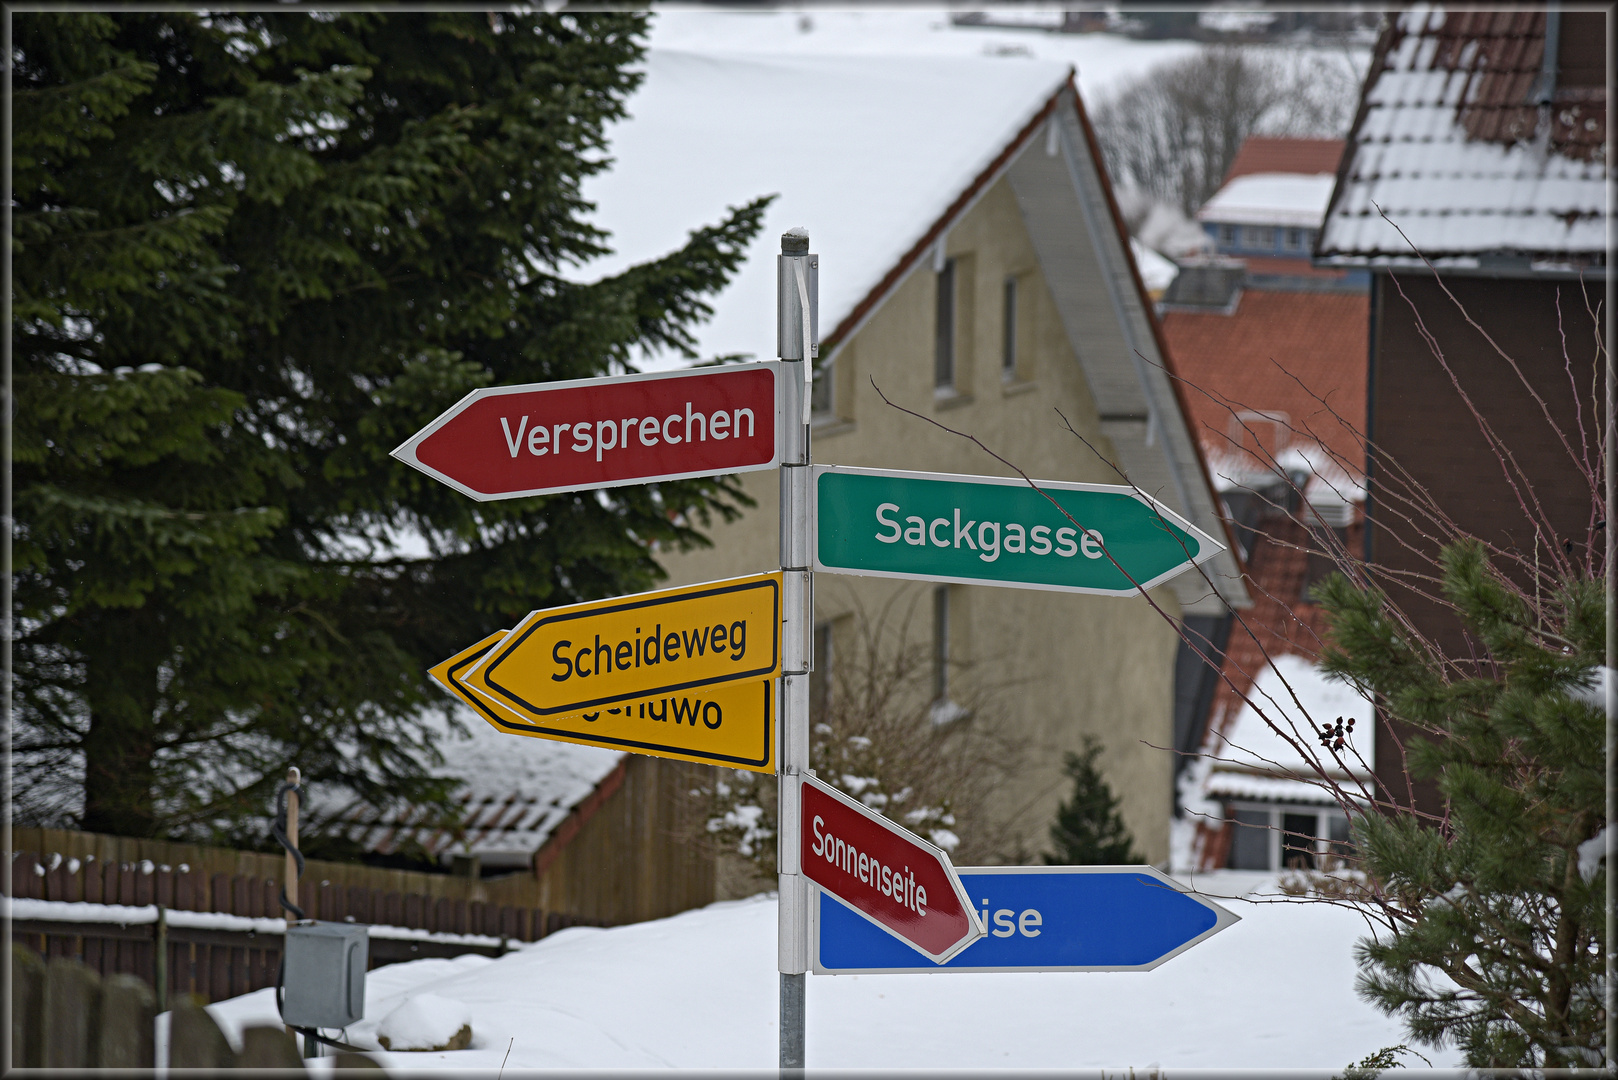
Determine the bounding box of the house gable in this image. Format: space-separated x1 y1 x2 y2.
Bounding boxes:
816 80 1247 618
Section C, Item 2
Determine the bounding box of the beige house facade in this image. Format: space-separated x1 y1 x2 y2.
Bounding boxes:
649 70 1248 873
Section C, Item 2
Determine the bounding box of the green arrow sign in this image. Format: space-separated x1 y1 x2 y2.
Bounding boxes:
812 466 1221 595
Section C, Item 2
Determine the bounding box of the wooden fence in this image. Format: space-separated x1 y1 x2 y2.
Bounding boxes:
9 839 605 1005
11 947 390 1071
11 825 545 907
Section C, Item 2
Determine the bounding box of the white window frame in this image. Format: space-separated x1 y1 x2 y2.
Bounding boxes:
1226 802 1352 870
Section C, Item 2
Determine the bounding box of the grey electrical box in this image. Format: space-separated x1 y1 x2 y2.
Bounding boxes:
282 920 368 1029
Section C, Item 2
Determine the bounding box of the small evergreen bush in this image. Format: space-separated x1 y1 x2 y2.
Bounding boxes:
1043 736 1145 865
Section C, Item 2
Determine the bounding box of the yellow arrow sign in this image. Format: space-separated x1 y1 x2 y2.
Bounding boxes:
430 574 782 773
464 572 781 715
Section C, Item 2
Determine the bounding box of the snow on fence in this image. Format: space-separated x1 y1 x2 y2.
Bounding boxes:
8 842 606 1005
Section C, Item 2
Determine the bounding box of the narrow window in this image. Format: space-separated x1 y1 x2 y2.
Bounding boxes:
1218 223 1236 248
810 621 833 720
1001 276 1017 379
934 258 956 390
1228 807 1271 870
1326 813 1354 864
932 586 950 701
1282 812 1319 870
810 358 834 417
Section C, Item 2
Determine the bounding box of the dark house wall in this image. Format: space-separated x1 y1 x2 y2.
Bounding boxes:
1365 271 1604 810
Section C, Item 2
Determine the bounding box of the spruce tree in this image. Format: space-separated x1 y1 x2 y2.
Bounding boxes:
1043 736 1145 865
12 12 768 842
1315 541 1606 1068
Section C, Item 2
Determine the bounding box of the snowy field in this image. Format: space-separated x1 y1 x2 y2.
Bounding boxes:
643 6 1207 104
201 871 1462 1074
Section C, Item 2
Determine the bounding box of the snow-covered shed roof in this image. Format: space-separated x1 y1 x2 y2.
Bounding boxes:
582 49 1248 614
1317 7 1608 270
1197 173 1338 229
318 707 624 870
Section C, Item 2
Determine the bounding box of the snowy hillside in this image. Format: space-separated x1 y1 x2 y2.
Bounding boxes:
201 872 1459 1071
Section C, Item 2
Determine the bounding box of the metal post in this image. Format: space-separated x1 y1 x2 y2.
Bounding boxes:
154 904 167 1012
284 766 301 909
284 766 300 1044
777 228 817 1074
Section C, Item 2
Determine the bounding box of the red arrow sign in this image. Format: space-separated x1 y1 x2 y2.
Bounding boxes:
799 773 984 964
392 364 780 501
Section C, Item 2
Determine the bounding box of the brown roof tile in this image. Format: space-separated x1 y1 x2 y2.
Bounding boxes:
1222 137 1346 185
1160 290 1369 471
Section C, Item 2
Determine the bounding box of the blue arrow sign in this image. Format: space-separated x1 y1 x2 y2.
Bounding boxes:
813 865 1239 974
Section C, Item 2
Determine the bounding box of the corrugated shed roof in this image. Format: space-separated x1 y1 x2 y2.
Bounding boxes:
1222 136 1345 183
311 706 625 867
1318 6 1607 265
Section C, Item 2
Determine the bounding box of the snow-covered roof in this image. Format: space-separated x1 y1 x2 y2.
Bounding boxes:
1197 173 1337 229
1206 653 1375 782
320 706 624 868
580 46 1250 616
1317 7 1608 267
579 49 1074 364
1130 238 1179 293
1203 771 1343 806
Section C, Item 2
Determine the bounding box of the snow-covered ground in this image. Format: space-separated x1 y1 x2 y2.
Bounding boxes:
201 871 1461 1072
643 6 1206 102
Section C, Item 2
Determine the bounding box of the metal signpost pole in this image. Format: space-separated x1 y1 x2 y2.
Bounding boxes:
776 229 816 1073
283 765 301 1044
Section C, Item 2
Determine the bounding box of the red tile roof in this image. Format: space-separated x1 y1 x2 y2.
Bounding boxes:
1222 137 1345 185
1160 290 1368 470
1206 515 1349 718
1192 514 1365 871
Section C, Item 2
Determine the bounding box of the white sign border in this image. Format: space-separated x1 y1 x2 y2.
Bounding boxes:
801 772 986 966
808 464 1225 597
391 361 784 502
811 864 1242 975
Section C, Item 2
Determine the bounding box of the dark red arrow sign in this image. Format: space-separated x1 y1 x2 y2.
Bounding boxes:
391 364 780 501
799 773 984 964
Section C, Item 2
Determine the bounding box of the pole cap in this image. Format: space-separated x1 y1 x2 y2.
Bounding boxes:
781 227 809 255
